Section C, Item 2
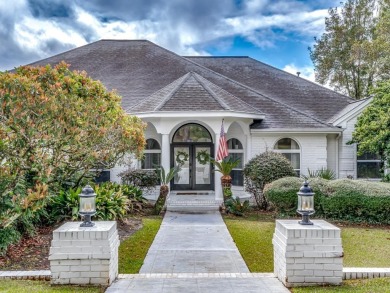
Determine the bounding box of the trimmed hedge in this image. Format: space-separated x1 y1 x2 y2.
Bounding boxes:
264 177 390 224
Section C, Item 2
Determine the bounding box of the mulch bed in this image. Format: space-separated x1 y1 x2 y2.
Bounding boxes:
0 217 143 271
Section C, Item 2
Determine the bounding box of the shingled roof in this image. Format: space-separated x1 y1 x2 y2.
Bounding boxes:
28 40 353 130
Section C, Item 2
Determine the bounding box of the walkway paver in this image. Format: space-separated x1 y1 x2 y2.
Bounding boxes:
106 211 289 292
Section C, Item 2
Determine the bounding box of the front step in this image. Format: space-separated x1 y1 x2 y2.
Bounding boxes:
166 192 222 212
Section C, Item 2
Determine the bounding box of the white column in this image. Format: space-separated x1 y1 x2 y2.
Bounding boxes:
214 133 223 200
161 134 170 172
246 134 252 161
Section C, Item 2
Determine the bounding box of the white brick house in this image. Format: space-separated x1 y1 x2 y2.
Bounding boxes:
29 40 377 200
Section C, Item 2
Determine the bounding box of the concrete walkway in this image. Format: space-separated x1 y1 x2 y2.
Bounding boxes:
106 211 289 292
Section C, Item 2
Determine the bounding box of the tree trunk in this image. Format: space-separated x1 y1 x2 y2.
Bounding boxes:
154 184 169 215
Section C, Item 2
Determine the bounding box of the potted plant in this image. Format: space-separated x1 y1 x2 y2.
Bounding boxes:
211 157 240 189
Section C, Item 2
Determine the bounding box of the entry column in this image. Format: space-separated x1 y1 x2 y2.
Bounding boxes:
161 133 170 172
214 132 223 200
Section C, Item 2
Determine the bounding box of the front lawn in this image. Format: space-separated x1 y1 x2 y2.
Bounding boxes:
291 277 390 292
118 216 162 273
0 280 103 293
224 214 390 272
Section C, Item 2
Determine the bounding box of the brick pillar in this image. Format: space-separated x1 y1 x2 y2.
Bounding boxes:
49 221 119 285
273 220 343 288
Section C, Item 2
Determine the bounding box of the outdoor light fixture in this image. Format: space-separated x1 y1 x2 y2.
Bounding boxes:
297 181 315 225
79 185 96 227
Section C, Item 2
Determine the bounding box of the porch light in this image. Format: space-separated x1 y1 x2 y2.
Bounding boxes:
297 181 315 225
79 185 96 227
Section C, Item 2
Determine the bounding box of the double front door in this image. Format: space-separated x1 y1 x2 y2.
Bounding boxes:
171 144 213 190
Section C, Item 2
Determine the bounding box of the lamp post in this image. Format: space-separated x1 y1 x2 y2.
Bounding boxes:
79 185 96 227
297 181 315 225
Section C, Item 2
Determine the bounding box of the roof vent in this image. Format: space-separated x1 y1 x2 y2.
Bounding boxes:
296 72 301 77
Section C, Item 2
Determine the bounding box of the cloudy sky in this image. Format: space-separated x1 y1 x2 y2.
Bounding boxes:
0 0 339 81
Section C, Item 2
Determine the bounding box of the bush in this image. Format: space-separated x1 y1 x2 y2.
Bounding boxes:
46 188 81 223
243 151 296 209
264 178 390 224
306 168 336 180
225 196 250 216
119 169 159 191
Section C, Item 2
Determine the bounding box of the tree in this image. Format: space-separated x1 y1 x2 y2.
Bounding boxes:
350 79 390 172
309 0 390 99
0 62 146 231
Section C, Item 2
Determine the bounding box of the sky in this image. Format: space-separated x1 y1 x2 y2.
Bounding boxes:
0 0 340 81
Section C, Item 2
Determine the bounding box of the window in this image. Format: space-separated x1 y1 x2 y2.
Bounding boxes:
142 139 161 169
357 152 383 179
173 123 212 142
274 138 300 175
227 138 244 186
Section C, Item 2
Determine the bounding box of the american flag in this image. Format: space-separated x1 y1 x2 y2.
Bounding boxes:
216 120 229 161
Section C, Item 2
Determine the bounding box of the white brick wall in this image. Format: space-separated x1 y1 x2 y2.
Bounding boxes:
251 133 328 177
49 221 119 286
273 220 343 287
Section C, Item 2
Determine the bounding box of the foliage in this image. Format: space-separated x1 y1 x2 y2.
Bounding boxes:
46 188 81 223
264 177 390 223
212 157 240 176
305 167 336 180
119 168 159 191
243 151 296 210
0 227 21 256
0 62 145 248
225 196 250 216
223 186 233 199
350 80 390 170
93 183 129 221
118 217 162 273
309 0 390 99
154 166 180 214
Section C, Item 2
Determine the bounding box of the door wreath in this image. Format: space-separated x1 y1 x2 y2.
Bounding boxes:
176 151 189 165
196 150 210 165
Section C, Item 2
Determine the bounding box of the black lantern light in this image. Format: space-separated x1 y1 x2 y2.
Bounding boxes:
297 181 315 225
79 185 96 227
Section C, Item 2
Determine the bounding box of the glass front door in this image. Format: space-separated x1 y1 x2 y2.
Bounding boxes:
172 144 213 190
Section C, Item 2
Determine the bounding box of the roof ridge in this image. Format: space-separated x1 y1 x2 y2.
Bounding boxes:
154 72 191 111
182 56 336 128
192 73 230 110
125 72 190 112
192 73 263 115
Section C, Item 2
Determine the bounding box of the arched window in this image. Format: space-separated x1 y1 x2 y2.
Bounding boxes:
142 139 161 169
274 138 300 175
173 123 212 142
227 138 244 186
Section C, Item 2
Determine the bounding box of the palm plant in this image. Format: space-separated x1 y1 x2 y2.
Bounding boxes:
212 157 240 188
154 166 180 214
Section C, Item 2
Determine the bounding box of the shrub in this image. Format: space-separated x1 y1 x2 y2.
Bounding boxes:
47 188 81 223
0 227 21 255
94 183 129 220
119 169 159 191
306 168 336 180
243 151 296 209
264 178 390 224
225 196 250 216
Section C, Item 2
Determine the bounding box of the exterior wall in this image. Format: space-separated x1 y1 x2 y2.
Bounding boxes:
326 134 338 177
251 133 328 177
338 117 358 179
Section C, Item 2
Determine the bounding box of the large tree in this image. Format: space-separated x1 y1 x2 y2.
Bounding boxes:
310 0 390 99
0 62 145 229
350 80 390 169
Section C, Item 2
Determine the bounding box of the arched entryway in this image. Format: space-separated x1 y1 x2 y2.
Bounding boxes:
171 123 214 190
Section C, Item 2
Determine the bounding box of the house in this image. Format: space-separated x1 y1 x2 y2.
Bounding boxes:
29 40 377 199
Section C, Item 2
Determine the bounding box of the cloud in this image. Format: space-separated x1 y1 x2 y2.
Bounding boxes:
0 0 337 71
283 63 315 82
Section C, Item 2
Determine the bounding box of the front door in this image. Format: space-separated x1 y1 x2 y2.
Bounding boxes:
171 144 213 190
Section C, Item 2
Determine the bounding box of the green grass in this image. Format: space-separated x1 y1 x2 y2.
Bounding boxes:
118 216 162 273
224 214 390 272
0 280 103 293
291 277 390 292
342 227 390 267
224 215 275 272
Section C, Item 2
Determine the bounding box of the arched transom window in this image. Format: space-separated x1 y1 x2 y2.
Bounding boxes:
227 138 244 186
142 139 161 169
274 138 300 175
173 123 212 143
